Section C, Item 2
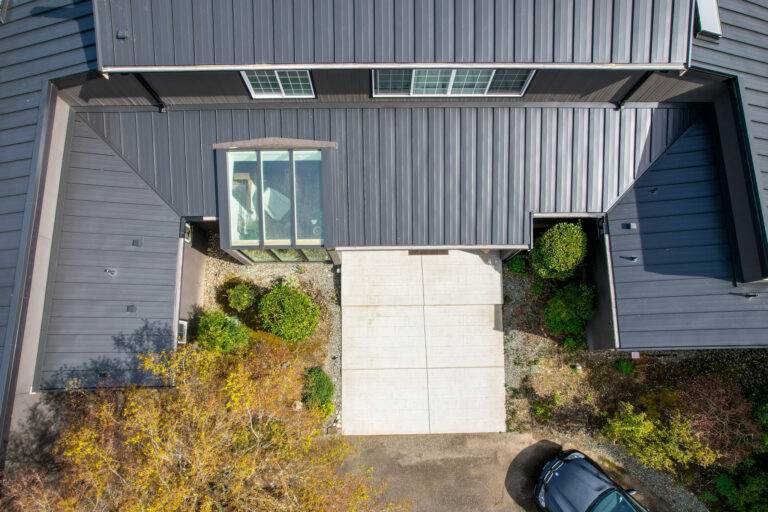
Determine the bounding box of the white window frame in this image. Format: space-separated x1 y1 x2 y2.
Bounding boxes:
372 68 536 98
241 70 316 99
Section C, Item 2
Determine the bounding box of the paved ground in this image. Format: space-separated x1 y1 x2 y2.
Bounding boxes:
340 250 505 435
344 433 674 512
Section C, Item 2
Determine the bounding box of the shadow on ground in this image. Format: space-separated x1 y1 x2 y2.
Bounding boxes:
505 440 561 510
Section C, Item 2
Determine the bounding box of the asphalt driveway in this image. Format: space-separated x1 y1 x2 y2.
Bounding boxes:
343 433 672 511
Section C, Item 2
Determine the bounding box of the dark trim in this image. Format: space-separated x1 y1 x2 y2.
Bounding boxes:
133 73 166 113
214 149 232 249
213 137 336 149
69 101 695 113
615 71 656 110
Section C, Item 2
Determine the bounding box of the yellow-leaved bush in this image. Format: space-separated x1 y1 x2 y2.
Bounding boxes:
4 344 409 512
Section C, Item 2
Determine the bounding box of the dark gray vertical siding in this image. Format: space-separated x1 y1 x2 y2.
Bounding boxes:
37 119 178 388
692 0 768 267
0 0 97 426
94 0 692 67
428 109 445 244
608 119 768 349
85 105 695 247
412 108 429 244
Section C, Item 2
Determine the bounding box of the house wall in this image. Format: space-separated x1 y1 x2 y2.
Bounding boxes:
57 68 731 107
92 0 692 69
79 105 697 248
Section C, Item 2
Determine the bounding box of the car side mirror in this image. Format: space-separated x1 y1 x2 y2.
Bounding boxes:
626 489 637 496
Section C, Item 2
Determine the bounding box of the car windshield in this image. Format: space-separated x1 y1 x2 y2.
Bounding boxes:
590 490 643 512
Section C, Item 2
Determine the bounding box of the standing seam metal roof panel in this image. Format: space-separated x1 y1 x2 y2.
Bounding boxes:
92 0 694 69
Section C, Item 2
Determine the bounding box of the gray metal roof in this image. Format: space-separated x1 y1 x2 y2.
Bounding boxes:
0 0 96 437
607 118 768 350
92 0 693 69
81 105 696 247
36 118 179 390
691 0 768 275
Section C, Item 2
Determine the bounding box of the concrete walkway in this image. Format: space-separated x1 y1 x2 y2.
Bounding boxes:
340 250 505 435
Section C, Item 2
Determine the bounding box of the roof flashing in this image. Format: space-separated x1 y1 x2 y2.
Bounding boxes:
695 0 723 41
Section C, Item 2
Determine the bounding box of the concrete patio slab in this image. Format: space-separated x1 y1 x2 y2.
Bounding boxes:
340 250 505 435
341 369 430 435
341 250 423 306
424 305 504 368
341 306 426 370
427 367 507 433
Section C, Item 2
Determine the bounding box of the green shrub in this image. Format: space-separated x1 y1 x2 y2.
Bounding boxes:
505 254 529 277
258 285 319 342
616 359 635 374
531 222 588 280
302 367 335 418
227 282 256 312
710 455 768 512
531 393 562 422
601 403 718 472
542 282 595 335
531 279 548 297
563 336 586 353
196 311 251 353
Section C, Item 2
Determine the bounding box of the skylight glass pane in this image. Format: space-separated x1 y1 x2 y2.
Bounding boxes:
412 69 452 95
303 249 331 261
450 69 494 95
272 249 304 261
293 150 323 244
487 69 531 94
245 70 282 96
375 69 412 95
227 151 260 245
261 151 293 244
241 249 276 262
276 70 314 96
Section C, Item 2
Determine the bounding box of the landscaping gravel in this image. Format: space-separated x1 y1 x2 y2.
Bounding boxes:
501 267 708 512
203 233 343 430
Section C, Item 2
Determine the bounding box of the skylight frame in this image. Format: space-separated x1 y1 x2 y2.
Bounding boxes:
241 70 316 99
372 68 535 98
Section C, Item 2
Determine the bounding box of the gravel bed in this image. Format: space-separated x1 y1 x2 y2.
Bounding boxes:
203 233 343 431
501 267 707 512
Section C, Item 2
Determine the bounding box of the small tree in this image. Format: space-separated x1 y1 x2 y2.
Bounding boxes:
227 282 256 312
542 282 595 335
196 310 251 352
2 346 408 512
259 285 319 342
531 222 588 279
602 403 718 472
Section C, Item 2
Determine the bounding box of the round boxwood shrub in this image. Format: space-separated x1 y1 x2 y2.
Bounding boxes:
531 222 588 280
196 310 251 353
258 285 319 342
302 366 335 418
227 282 256 312
542 282 595 335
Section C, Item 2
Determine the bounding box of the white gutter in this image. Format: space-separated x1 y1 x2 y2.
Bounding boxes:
100 62 687 75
